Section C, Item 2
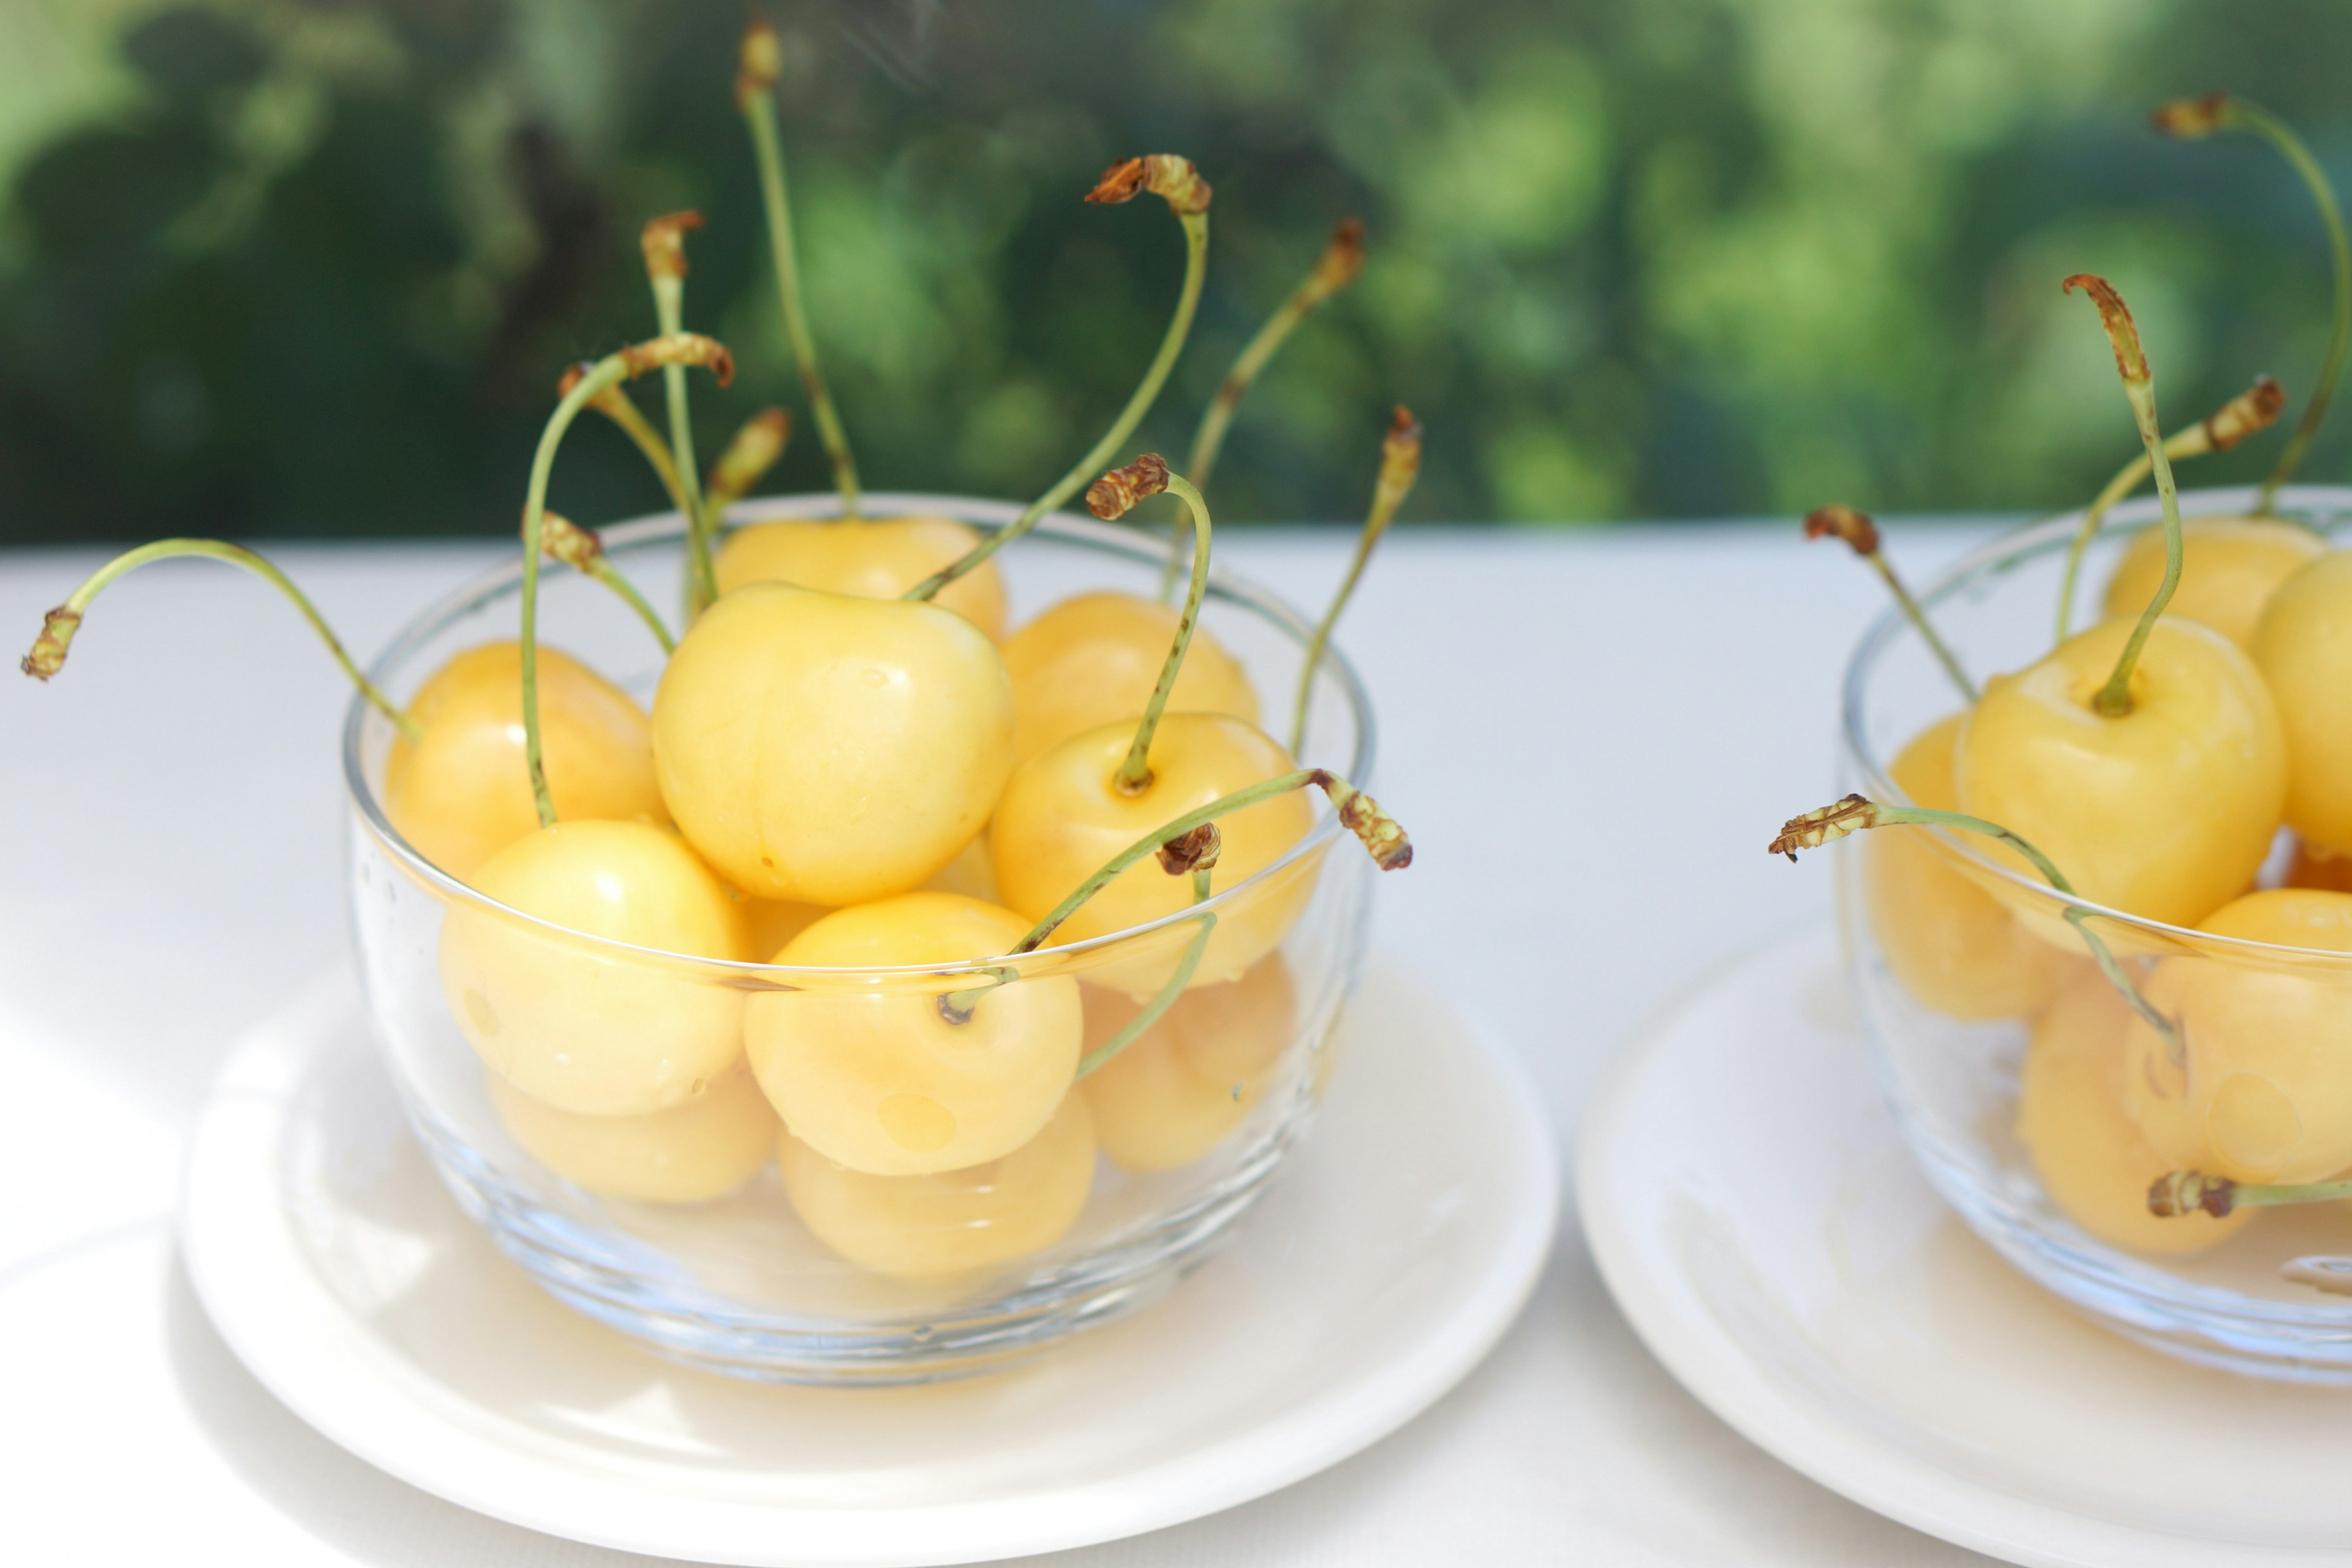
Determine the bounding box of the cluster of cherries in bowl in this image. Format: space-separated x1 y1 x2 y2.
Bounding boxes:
1777 94 2352 1264
21 21 1419 1284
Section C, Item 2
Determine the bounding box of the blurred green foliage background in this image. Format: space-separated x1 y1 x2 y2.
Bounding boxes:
1 0 2348 541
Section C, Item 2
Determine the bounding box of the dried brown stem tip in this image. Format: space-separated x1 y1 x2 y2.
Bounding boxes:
706 408 792 508
2203 374 2286 450
1311 218 1368 296
620 332 734 388
2062 274 2149 384
2147 1169 2237 1218
20 606 80 679
1085 155 1213 216
1156 821 1223 875
1379 405 1424 494
736 17 782 104
640 211 704 281
1086 453 1172 519
1321 770 1413 870
1769 793 1879 861
532 509 604 570
1803 503 1880 556
2152 92 2230 140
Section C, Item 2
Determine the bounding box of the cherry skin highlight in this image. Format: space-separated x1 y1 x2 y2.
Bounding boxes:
991 712 1316 998
1001 592 1259 767
1079 952 1295 1172
439 819 751 1117
385 641 666 881
2124 889 2352 1186
778 1093 1096 1279
1954 616 2285 930
2099 516 2325 650
742 892 1082 1177
488 1061 777 1204
1864 714 2071 1020
715 516 1008 638
2018 968 2253 1254
2251 549 2352 856
652 581 1014 906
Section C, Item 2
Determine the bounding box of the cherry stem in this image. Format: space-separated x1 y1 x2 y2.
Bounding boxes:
739 22 862 521
705 408 793 513
1292 408 1420 753
532 510 675 654
560 364 692 522
1771 793 2183 1060
1118 468 1208 792
521 334 733 828
1803 506 1975 701
643 214 718 617
2053 375 2286 644
2161 97 2348 513
19 539 419 744
2065 275 2184 719
1073 869 1216 1079
2148 1168 2352 1220
905 157 1210 604
1014 767 1410 960
1159 217 1365 601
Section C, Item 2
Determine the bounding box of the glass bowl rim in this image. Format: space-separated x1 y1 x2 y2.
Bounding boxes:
1839 480 2352 963
340 491 1378 983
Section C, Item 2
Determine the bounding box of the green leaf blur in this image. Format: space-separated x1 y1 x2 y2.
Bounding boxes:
0 0 2345 540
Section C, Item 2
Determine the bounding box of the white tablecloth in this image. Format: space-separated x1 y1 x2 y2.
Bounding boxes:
0 524 2004 1566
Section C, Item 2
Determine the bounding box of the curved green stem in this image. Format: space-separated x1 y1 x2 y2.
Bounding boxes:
907 208 1208 603
742 82 861 519
1159 219 1363 600
1011 766 1409 957
518 336 731 827
580 558 676 654
2149 1168 2352 1219
1292 412 1420 752
1118 473 1210 791
576 374 694 521
1772 792 2182 1060
20 539 418 743
1075 870 1216 1079
2222 102 2350 513
650 275 717 617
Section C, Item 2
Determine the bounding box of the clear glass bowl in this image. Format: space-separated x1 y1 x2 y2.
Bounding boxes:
341 494 1376 1384
1838 483 2352 1382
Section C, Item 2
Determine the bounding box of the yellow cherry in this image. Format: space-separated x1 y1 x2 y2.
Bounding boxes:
715 517 1008 638
992 712 1314 996
385 641 666 881
2124 889 2352 1185
651 581 1015 905
2100 515 2324 649
2251 550 2352 856
1955 615 2284 929
2018 968 2253 1254
1001 592 1258 766
488 1062 777 1204
2288 838 2352 893
735 893 829 960
742 893 1082 1176
778 1093 1096 1278
1865 714 2071 1020
1080 954 1294 1172
440 819 750 1116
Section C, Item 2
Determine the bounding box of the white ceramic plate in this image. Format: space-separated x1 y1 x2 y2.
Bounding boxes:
1578 928 2352 1568
181 957 1556 1567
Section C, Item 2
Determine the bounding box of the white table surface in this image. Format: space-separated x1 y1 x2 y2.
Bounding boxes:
0 522 2008 1567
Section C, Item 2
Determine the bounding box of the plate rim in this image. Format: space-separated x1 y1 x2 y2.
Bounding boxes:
1575 927 2352 1568
182 957 1559 1567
